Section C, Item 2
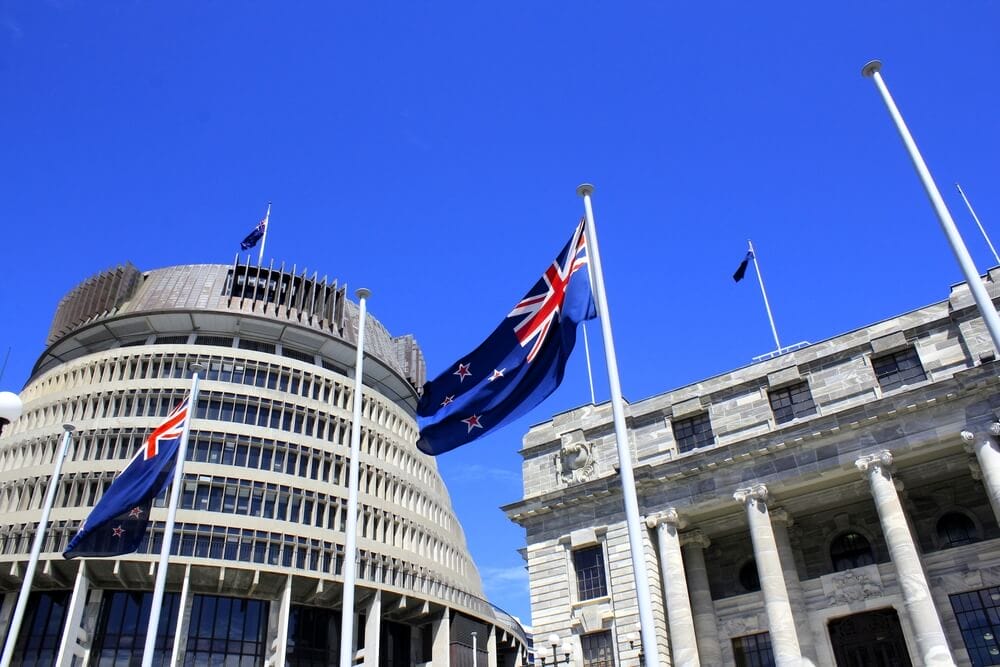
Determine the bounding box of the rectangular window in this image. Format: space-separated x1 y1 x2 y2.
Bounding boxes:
950 586 1000 666
573 545 608 601
872 346 926 392
581 631 614 667
733 632 775 667
672 412 714 452
768 380 816 424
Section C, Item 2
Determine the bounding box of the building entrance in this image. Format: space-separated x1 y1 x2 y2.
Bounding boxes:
828 608 912 666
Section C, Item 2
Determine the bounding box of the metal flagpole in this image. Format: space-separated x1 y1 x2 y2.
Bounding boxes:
258 202 272 265
339 288 371 667
577 184 662 667
581 324 596 404
141 367 202 667
748 240 782 352
956 183 1000 266
0 424 75 667
863 60 1000 356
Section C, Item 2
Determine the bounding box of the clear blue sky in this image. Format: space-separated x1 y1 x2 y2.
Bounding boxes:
2 2 999 625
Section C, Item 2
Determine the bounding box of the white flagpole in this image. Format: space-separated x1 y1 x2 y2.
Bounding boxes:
0 424 75 667
141 368 202 667
956 183 1000 266
748 240 782 352
258 202 272 265
863 60 1000 356
577 184 662 667
339 288 371 667
581 324 596 404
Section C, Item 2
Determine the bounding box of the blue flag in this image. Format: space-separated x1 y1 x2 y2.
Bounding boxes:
417 220 597 455
240 217 266 251
64 399 189 559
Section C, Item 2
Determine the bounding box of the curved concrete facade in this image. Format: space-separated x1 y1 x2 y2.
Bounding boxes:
0 262 526 666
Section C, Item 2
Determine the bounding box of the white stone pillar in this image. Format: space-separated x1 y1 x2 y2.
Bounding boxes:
55 563 90 667
769 510 817 667
170 564 193 667
647 509 700 667
274 574 293 666
680 531 722 666
486 624 498 667
856 451 955 666
733 485 802 667
432 610 451 667
962 425 1000 525
362 590 382 667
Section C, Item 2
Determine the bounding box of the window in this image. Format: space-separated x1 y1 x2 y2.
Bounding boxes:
288 605 339 666
194 334 234 348
573 545 608 601
950 586 1000 666
768 381 816 424
672 412 714 452
872 347 926 392
937 512 979 548
581 632 614 667
733 632 775 667
739 560 761 593
186 595 269 665
830 532 875 571
92 591 179 667
9 591 70 667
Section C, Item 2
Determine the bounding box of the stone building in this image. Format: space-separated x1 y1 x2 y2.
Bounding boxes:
0 260 526 666
505 269 1000 667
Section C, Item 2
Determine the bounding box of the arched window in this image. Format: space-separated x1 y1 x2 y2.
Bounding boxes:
936 512 978 548
830 532 875 571
739 560 761 593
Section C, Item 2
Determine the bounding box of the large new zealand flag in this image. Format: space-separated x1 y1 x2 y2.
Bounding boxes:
417 220 597 455
64 399 189 558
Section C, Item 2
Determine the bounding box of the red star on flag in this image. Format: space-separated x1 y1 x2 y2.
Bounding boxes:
488 368 505 382
454 363 472 382
112 526 125 538
441 395 455 407
128 507 143 518
461 415 483 432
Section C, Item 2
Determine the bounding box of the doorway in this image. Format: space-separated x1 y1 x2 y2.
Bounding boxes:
828 608 912 666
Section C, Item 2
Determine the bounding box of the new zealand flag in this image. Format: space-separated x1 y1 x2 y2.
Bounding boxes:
240 217 266 251
64 399 189 558
417 220 597 455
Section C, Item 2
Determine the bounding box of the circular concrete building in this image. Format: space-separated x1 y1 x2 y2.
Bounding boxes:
0 260 526 666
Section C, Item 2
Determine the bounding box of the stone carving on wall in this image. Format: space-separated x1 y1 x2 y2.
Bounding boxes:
558 429 596 484
821 567 884 606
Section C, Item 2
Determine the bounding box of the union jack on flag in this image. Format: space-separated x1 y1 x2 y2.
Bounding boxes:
416 220 596 456
64 397 191 558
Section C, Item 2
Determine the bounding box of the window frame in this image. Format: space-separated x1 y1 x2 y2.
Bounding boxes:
672 412 715 453
871 346 926 392
768 380 817 424
572 543 609 602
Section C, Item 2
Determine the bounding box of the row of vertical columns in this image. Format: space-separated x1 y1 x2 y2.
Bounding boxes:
962 424 1000 526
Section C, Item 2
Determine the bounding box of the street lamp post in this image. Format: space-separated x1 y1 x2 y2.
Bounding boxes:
472 631 478 667
540 634 572 666
0 392 23 436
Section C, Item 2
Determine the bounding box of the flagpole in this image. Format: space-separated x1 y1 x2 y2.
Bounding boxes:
141 368 202 667
339 288 371 667
956 183 1000 266
577 184 662 667
258 202 272 265
863 60 1000 356
0 424 75 667
581 324 596 404
748 240 782 352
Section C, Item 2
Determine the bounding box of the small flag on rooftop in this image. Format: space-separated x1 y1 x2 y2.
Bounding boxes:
733 250 753 282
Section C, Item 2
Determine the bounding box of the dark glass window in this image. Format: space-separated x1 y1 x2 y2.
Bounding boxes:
288 605 339 666
950 586 1000 666
672 412 714 452
768 381 816 424
239 338 277 354
573 545 608 601
581 631 614 667
739 560 761 593
831 532 875 571
92 591 180 667
10 591 70 667
283 347 315 363
733 632 775 667
937 512 979 548
194 335 235 348
872 347 926 392
154 334 189 345
186 594 269 666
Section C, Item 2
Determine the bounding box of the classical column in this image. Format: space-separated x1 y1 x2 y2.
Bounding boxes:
769 510 817 667
733 485 802 667
856 451 955 666
680 531 722 666
647 509 700 667
962 425 1000 524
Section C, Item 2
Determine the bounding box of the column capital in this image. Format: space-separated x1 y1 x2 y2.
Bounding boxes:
680 529 711 550
770 508 793 527
733 484 768 505
646 507 687 530
855 450 893 475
